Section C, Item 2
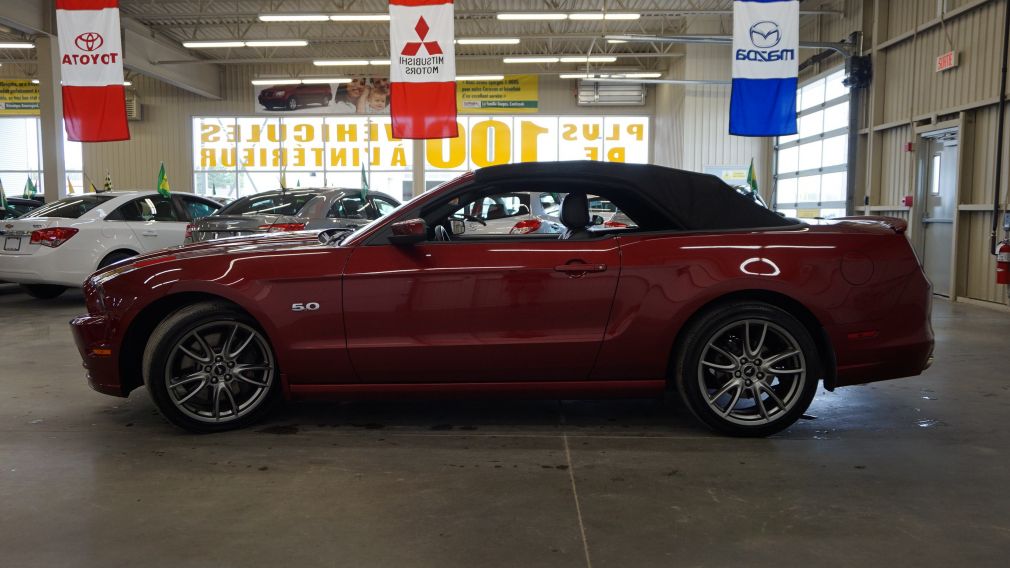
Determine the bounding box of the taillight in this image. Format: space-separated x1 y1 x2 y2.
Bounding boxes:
30 227 79 248
603 220 627 228
184 224 194 240
258 222 307 233
509 219 542 234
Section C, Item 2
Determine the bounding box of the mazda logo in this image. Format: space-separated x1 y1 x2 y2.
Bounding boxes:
749 21 781 49
74 32 104 52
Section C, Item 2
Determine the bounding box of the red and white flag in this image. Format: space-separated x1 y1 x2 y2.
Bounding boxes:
389 0 457 139
56 0 130 142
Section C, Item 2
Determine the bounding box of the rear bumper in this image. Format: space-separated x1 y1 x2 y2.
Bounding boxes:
69 314 126 397
0 250 87 287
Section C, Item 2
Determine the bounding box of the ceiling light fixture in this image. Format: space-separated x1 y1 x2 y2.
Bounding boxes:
369 59 391 65
259 14 330 22
497 13 567 21
313 59 370 66
251 79 301 86
620 72 662 78
457 38 521 45
184 40 308 49
330 14 390 22
182 41 245 49
559 74 594 79
458 75 505 81
503 56 560 64
301 78 352 84
251 78 350 86
244 40 309 47
568 13 641 20
560 56 617 63
31 79 40 84
0 42 35 49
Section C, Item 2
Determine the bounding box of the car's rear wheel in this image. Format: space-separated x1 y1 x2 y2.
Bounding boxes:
675 302 820 437
20 284 66 299
143 302 280 433
286 96 298 110
98 250 136 269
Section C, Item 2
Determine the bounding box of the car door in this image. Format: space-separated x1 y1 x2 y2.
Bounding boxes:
112 195 187 251
341 197 621 384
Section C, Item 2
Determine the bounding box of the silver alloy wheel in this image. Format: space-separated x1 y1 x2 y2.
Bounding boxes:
697 319 807 426
164 321 275 424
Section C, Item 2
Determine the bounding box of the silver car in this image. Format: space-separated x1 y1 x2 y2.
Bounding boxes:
186 188 400 243
455 191 566 235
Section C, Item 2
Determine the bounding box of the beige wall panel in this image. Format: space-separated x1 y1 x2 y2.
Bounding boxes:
964 212 1010 304
886 0 938 39
878 125 914 204
965 105 1010 205
881 42 918 123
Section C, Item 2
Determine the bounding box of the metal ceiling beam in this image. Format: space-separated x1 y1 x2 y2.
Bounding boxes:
121 18 222 99
606 34 856 56
129 9 843 22
0 0 49 35
153 51 684 65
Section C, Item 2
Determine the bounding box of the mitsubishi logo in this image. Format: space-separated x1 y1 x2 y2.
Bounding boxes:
749 21 781 49
401 16 443 56
74 32 105 52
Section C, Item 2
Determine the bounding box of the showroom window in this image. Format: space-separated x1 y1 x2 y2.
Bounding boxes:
193 115 649 202
773 68 848 219
0 117 84 198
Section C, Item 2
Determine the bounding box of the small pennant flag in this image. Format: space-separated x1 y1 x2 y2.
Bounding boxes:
747 158 759 194
103 172 113 193
67 177 75 194
360 163 369 201
157 162 171 197
23 176 37 199
280 170 288 191
89 181 98 193
0 178 8 211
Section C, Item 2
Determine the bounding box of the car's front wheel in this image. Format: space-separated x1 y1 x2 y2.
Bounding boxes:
20 284 66 299
143 302 280 433
675 302 820 437
286 96 298 110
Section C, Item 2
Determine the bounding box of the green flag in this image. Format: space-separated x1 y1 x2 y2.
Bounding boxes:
67 177 75 195
103 172 113 193
746 158 758 195
0 178 8 211
360 162 369 201
23 176 37 199
157 162 171 197
279 169 287 191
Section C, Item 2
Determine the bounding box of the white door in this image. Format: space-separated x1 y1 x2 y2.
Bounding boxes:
119 195 188 251
920 133 958 297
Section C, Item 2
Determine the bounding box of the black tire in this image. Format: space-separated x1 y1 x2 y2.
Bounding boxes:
286 96 298 110
143 302 280 433
98 250 136 269
674 302 821 437
20 284 67 299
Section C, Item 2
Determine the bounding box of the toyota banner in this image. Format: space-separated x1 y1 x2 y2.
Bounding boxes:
729 0 799 137
56 0 130 142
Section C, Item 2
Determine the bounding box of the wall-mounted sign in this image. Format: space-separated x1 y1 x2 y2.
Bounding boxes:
0 80 40 116
703 165 748 185
936 51 958 72
254 77 391 115
194 115 649 172
457 75 538 114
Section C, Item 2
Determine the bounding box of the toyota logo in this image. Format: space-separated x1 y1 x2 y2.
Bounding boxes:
74 32 104 52
749 21 781 49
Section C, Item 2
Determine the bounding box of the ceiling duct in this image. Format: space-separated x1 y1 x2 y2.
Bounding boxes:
577 80 645 106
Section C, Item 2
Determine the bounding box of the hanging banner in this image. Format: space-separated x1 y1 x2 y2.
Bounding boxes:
56 0 130 142
457 75 538 114
0 80 41 115
254 77 391 115
389 0 458 139
729 0 799 137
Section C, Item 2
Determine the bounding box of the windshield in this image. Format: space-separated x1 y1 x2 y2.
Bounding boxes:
24 195 115 219
219 192 320 216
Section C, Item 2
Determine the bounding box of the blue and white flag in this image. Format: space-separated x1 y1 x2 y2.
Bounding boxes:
730 0 799 137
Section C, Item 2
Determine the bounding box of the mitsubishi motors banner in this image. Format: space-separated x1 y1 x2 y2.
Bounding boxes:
389 0 458 139
56 0 130 141
729 0 799 137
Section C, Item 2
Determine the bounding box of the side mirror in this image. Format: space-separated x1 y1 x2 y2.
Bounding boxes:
449 219 466 236
591 214 605 226
389 218 427 245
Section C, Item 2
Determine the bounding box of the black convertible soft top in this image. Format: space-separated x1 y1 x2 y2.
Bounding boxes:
473 160 796 231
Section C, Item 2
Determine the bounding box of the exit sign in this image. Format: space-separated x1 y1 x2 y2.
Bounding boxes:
936 51 959 72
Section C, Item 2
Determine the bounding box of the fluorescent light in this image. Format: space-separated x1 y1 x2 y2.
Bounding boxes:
0 42 35 49
259 14 330 22
183 41 245 49
497 13 567 20
251 79 301 86
503 56 559 64
620 72 662 78
607 39 627 44
569 13 641 20
122 81 132 86
457 38 520 45
31 79 40 84
369 59 391 65
245 40 308 47
330 14 390 22
458 75 505 81
302 78 351 84
560 56 617 63
560 74 593 79
314 59 370 66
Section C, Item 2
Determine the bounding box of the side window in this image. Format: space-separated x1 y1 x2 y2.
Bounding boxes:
113 196 179 222
372 197 397 217
328 196 369 219
179 197 218 221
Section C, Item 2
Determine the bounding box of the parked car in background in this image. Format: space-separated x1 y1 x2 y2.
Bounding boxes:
71 161 933 436
456 191 565 235
733 185 769 208
258 83 333 111
186 188 400 243
1 197 44 220
0 191 221 298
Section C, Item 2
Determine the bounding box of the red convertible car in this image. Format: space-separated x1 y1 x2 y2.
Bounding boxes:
70 162 934 436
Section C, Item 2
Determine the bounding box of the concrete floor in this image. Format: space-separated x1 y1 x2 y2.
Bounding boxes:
0 283 1008 567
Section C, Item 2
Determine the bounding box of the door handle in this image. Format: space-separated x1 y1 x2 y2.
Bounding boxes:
554 262 607 277
142 230 158 237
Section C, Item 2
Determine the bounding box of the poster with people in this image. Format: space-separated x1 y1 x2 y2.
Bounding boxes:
254 77 391 115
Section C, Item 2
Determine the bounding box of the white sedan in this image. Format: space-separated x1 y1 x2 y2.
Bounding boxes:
0 191 221 299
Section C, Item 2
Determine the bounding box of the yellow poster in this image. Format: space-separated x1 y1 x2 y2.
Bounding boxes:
457 75 538 114
0 80 40 115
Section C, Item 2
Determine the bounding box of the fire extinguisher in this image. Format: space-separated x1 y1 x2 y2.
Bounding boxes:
998 241 1010 285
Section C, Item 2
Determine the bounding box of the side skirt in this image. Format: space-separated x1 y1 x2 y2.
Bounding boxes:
288 380 666 401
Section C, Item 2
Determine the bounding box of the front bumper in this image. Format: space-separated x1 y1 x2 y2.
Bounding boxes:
70 314 126 397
